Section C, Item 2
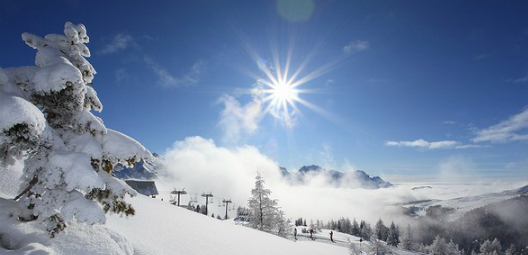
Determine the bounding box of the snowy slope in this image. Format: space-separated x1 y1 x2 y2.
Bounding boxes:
0 193 348 255
104 196 349 255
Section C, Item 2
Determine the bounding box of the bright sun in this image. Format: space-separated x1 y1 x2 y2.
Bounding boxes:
269 81 298 104
258 72 302 126
246 46 338 127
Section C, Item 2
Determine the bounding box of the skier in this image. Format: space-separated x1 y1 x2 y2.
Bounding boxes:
310 229 314 240
294 228 297 240
330 231 334 243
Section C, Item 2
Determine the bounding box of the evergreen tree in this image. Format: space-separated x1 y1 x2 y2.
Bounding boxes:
276 210 291 237
480 238 502 255
399 224 413 250
375 218 389 241
0 22 152 237
504 244 518 255
248 173 278 231
349 242 362 255
430 235 449 255
369 234 392 255
316 219 322 232
428 235 462 255
447 239 462 255
386 221 400 246
352 218 360 236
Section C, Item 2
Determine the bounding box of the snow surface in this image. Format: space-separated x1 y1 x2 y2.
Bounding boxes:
0 193 351 254
0 94 45 134
102 129 153 163
104 196 349 255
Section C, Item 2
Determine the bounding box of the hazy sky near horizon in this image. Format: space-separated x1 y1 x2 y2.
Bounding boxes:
1 0 528 182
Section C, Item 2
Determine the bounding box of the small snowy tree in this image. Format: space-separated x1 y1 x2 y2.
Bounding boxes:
374 218 388 241
504 244 518 255
352 218 360 236
429 236 449 255
0 22 152 237
399 224 413 250
386 221 399 246
447 239 462 255
369 234 392 255
349 242 362 255
360 220 373 240
248 173 278 231
428 235 461 255
480 238 502 255
276 210 291 237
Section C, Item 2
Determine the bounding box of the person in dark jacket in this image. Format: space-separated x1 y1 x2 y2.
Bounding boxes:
330 231 334 242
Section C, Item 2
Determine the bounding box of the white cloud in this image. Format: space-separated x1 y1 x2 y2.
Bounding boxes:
156 136 413 223
217 95 263 144
437 156 477 183
473 107 528 143
342 40 369 54
386 139 460 149
99 33 134 55
443 120 456 125
156 137 522 224
513 75 528 83
144 56 205 87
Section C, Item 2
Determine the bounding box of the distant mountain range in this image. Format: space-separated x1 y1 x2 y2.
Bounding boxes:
280 164 393 189
114 158 392 190
114 153 159 180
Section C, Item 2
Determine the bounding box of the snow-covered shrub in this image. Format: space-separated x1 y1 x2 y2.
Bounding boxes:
349 242 362 255
369 234 392 255
428 235 462 255
398 224 413 250
0 22 152 238
480 238 502 255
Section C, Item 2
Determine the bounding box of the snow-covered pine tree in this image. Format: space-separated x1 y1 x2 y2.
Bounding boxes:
447 239 462 255
399 224 413 250
504 244 518 255
369 233 392 255
352 218 360 236
480 238 502 255
429 235 449 255
360 220 373 240
428 235 461 255
248 173 278 231
0 22 152 237
275 210 291 237
375 218 389 241
386 221 399 246
349 242 362 255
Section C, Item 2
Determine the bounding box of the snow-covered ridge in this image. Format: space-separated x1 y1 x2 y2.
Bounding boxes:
400 184 528 221
281 164 393 189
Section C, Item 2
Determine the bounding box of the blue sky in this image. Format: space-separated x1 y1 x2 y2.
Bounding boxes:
1 1 528 182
